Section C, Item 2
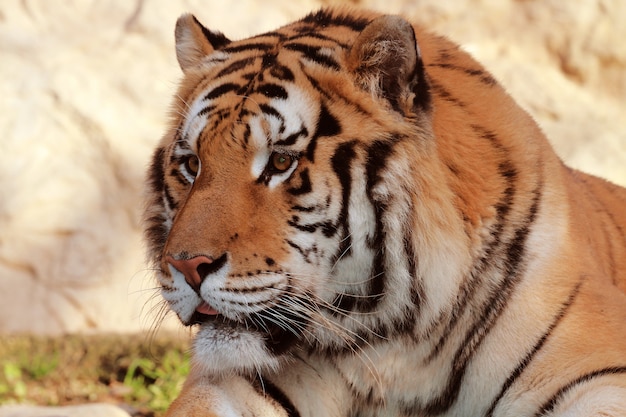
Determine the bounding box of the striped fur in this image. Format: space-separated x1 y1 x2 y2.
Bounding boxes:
143 7 626 417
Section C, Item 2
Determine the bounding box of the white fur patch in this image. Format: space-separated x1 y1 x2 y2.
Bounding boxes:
249 86 313 186
544 383 626 416
250 116 270 178
270 85 317 151
181 97 209 150
193 324 281 376
161 265 201 323
267 161 298 189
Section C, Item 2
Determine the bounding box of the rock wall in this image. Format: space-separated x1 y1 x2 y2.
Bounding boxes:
0 0 624 334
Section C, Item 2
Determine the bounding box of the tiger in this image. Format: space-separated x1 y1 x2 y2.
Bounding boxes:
143 6 626 417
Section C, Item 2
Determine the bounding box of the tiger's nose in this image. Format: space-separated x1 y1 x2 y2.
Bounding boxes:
165 255 218 292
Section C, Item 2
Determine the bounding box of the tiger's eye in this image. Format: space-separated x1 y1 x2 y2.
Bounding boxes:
271 153 293 173
184 155 199 177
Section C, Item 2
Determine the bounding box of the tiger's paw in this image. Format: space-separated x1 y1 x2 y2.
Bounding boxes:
163 382 228 417
164 374 289 417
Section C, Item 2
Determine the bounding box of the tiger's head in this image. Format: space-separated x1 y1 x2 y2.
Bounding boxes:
145 9 467 376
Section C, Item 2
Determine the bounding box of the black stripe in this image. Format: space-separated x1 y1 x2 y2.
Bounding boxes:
430 81 467 108
204 82 241 101
331 293 357 315
473 124 518 222
287 168 312 196
365 140 394 248
288 31 350 49
144 214 168 259
284 43 341 70
306 103 341 163
301 9 370 32
365 237 386 309
331 141 357 259
302 70 330 99
435 46 455 62
192 15 230 50
259 83 289 100
162 182 178 212
169 167 189 187
423 173 543 415
485 278 583 417
144 149 168 253
423 259 484 362
269 64 295 82
257 380 301 417
249 31 287 43
366 218 387 311
535 366 626 416
212 107 233 122
288 215 314 233
424 128 516 360
275 125 309 147
242 123 251 145
291 205 316 213
288 216 337 237
495 161 517 219
259 103 284 122
329 142 358 312
148 147 166 194
285 239 305 257
176 131 191 149
261 53 277 69
411 54 432 112
404 224 422 316
285 239 318 265
241 71 257 82
222 42 274 54
215 57 256 78
361 140 396 311
302 66 374 118
427 63 497 86
197 105 216 117
316 103 341 138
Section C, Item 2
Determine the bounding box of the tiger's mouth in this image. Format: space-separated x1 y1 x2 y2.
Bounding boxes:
188 310 224 326
186 299 309 356
186 302 244 329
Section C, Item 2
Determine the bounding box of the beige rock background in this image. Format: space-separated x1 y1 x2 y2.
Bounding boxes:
0 0 624 335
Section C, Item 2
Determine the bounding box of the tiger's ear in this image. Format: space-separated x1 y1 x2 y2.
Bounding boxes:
175 14 231 72
347 15 430 114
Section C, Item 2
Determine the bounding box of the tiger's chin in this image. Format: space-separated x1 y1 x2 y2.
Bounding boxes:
189 316 290 377
191 322 282 376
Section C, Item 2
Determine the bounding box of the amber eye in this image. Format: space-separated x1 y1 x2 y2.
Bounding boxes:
270 152 293 173
183 155 199 177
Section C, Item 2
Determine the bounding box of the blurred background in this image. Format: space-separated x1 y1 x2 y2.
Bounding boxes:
0 0 625 336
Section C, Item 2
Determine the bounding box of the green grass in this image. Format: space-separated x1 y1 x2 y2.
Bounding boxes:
0 334 191 416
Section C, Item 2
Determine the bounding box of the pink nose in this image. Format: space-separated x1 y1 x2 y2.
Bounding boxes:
166 255 214 291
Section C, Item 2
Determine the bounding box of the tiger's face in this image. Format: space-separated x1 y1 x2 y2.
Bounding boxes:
145 12 436 376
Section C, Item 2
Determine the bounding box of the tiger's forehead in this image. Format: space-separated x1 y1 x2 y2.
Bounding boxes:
172 12 384 158
180 48 325 155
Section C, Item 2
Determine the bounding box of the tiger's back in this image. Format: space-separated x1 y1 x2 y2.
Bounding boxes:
421 29 626 295
423 29 626 413
144 7 626 416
